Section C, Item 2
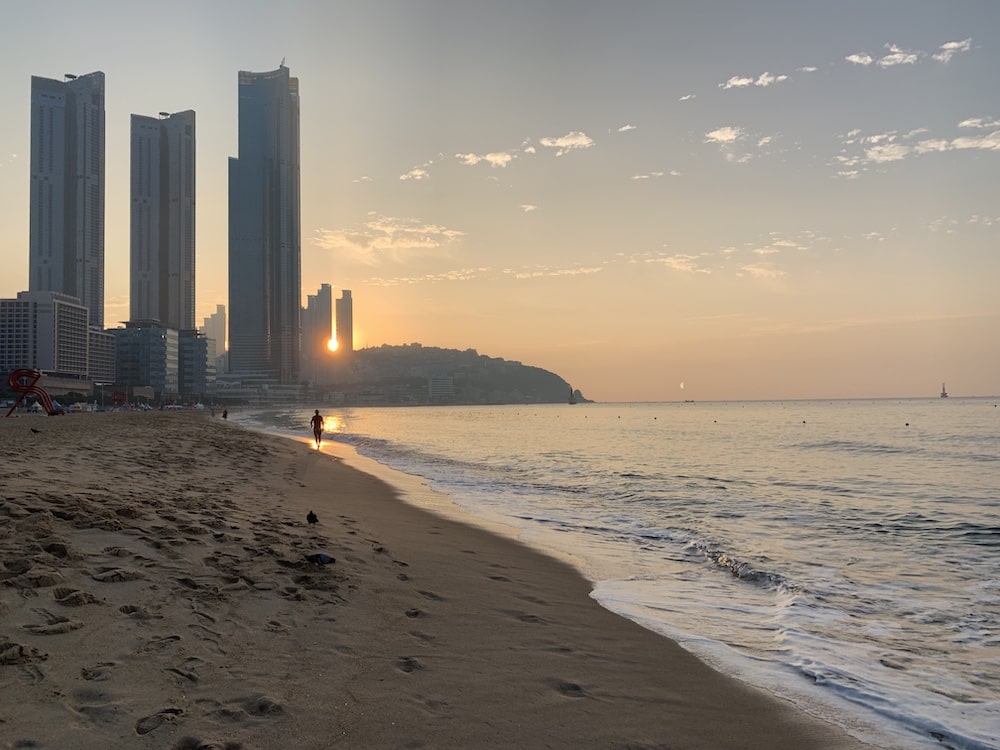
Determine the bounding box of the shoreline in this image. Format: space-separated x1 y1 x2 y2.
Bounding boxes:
1 412 871 748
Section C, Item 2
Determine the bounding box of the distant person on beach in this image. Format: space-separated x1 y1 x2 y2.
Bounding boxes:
222 409 228 420
310 410 325 448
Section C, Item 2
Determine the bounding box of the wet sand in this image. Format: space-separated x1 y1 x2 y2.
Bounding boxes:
0 411 871 749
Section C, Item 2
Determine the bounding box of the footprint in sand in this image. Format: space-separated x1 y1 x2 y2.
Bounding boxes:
396 656 424 673
52 587 102 606
134 707 183 735
23 608 83 635
140 635 182 653
92 567 145 583
548 679 589 698
0 641 47 666
81 662 117 681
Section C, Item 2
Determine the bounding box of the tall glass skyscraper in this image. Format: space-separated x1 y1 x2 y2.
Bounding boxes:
228 65 301 384
29 71 106 328
130 110 196 330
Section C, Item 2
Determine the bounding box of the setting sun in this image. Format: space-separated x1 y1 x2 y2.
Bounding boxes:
327 338 338 352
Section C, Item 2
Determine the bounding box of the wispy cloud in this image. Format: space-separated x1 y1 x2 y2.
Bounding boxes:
400 167 429 181
366 268 490 287
539 131 595 156
456 151 514 168
313 215 465 264
678 93 696 102
631 171 665 181
617 124 637 133
704 126 745 145
878 44 919 68
520 204 538 212
738 263 788 280
720 71 788 90
645 253 712 274
846 39 972 69
505 265 604 279
933 38 972 63
837 124 1000 170
958 117 1000 129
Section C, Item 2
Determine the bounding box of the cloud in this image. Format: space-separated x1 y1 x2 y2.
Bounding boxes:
846 53 874 66
878 44 919 68
506 265 604 279
933 38 972 63
400 167 429 181
738 263 788 280
520 204 537 212
617 124 637 133
719 72 788 90
631 171 665 180
352 175 373 183
456 151 514 168
367 268 490 287
841 126 1000 170
678 93 696 101
704 126 745 145
313 215 465 264
539 131 595 156
798 66 818 73
645 254 711 274
958 117 1000 129
866 143 911 163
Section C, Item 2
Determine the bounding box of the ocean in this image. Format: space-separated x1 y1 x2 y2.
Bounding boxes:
234 399 1000 750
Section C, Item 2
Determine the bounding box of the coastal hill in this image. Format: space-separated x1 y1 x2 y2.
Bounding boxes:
317 343 588 406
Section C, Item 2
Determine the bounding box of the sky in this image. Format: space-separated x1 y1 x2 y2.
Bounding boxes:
1 1 998 402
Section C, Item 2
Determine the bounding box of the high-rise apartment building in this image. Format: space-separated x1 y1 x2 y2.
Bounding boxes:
336 289 354 353
130 110 196 330
228 65 301 384
29 72 106 327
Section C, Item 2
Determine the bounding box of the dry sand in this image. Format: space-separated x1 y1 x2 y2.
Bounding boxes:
0 411 873 749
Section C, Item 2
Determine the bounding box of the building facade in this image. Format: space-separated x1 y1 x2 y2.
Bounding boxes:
336 289 354 353
228 65 301 384
112 322 179 400
0 291 89 378
179 329 214 399
301 283 332 378
130 110 196 330
88 328 117 384
29 72 106 328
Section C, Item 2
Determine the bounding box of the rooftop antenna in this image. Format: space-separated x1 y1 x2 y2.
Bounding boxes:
280 56 286 67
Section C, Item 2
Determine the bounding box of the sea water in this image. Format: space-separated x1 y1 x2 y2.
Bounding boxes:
234 400 1000 749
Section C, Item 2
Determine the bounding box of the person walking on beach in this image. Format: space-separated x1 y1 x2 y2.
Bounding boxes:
310 409 325 448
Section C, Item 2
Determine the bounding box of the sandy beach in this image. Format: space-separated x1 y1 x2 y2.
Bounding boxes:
0 412 871 749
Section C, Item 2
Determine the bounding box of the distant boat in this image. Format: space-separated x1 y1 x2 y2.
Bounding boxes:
568 386 578 405
940 382 949 398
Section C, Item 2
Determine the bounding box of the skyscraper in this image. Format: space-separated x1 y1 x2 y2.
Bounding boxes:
201 303 226 353
130 110 196 330
29 72 106 327
228 65 301 384
336 289 354 353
